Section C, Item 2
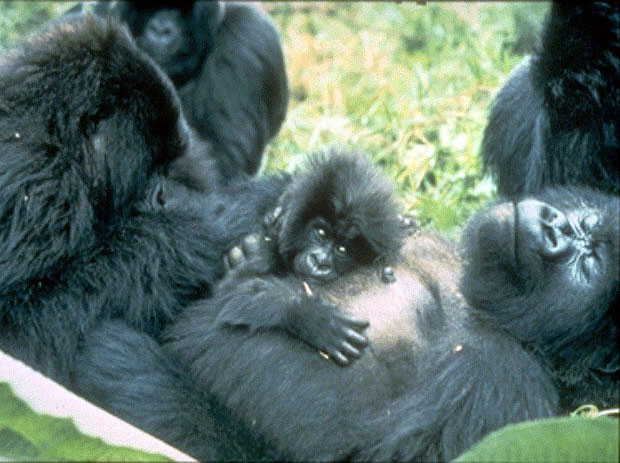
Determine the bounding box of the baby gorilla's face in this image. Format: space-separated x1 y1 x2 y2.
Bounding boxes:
292 217 359 282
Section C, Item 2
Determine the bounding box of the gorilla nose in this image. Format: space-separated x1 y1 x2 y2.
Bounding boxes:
518 199 572 257
309 250 332 275
147 19 177 46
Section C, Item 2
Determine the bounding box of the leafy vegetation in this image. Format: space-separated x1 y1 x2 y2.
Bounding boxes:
0 1 549 235
264 2 549 236
455 416 619 463
0 383 170 461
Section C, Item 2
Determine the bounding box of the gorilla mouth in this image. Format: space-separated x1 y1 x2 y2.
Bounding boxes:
293 253 336 282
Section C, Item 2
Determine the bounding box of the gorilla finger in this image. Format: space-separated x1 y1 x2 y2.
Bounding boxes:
343 318 370 330
381 266 396 284
330 350 350 366
227 246 244 268
241 233 262 255
263 206 283 228
340 341 362 358
343 328 369 347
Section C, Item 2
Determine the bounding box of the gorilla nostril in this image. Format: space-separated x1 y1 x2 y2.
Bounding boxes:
543 225 558 248
540 204 567 227
541 224 570 256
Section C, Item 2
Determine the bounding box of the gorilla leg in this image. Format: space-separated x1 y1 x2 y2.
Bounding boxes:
72 321 273 461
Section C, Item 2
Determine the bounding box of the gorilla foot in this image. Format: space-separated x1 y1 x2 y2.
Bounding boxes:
223 233 274 277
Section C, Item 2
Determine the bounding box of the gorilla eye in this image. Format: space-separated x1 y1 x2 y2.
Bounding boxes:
315 227 327 240
336 245 347 255
581 213 599 233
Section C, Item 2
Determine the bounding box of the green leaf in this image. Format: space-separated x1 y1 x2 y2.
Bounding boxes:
455 416 620 463
0 382 171 461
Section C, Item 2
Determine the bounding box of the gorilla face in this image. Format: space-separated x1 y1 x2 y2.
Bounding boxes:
275 152 404 283
291 216 365 282
117 2 224 82
462 186 619 345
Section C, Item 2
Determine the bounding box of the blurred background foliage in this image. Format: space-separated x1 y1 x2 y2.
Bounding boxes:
0 1 550 237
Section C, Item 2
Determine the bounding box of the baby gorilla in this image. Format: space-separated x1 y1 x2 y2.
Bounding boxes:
212 152 409 365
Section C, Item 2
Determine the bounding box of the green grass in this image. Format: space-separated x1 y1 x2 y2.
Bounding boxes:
264 2 549 236
0 1 550 237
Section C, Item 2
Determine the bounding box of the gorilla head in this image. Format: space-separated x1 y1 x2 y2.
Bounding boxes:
271 152 404 281
0 15 188 231
462 186 619 409
112 1 225 84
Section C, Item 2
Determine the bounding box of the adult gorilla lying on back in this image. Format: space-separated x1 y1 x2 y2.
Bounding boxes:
76 185 619 461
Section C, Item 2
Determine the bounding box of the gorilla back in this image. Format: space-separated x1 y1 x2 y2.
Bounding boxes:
482 2 620 195
0 16 224 383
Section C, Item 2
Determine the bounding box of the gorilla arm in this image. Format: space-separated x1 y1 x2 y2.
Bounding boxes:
184 3 288 177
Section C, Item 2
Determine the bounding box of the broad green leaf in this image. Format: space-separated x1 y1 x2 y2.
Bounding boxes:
0 383 171 462
455 416 619 463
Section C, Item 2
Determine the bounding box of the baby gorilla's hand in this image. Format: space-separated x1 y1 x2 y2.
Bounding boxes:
215 274 370 367
263 205 283 241
293 288 370 366
223 233 274 279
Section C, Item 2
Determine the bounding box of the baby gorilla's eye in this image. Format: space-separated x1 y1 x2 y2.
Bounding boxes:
315 227 327 240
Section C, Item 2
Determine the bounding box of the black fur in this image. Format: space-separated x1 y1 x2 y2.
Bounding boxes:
212 151 404 365
273 152 404 267
0 17 273 460
482 2 620 195
0 15 227 384
94 1 289 180
74 185 619 461
188 149 404 275
72 147 404 457
72 320 273 460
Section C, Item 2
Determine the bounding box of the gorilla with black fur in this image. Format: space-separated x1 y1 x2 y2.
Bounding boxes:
156 148 406 366
211 152 406 365
85 1 289 181
75 184 619 461
0 15 281 459
0 15 410 459
482 1 620 195
0 15 233 384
